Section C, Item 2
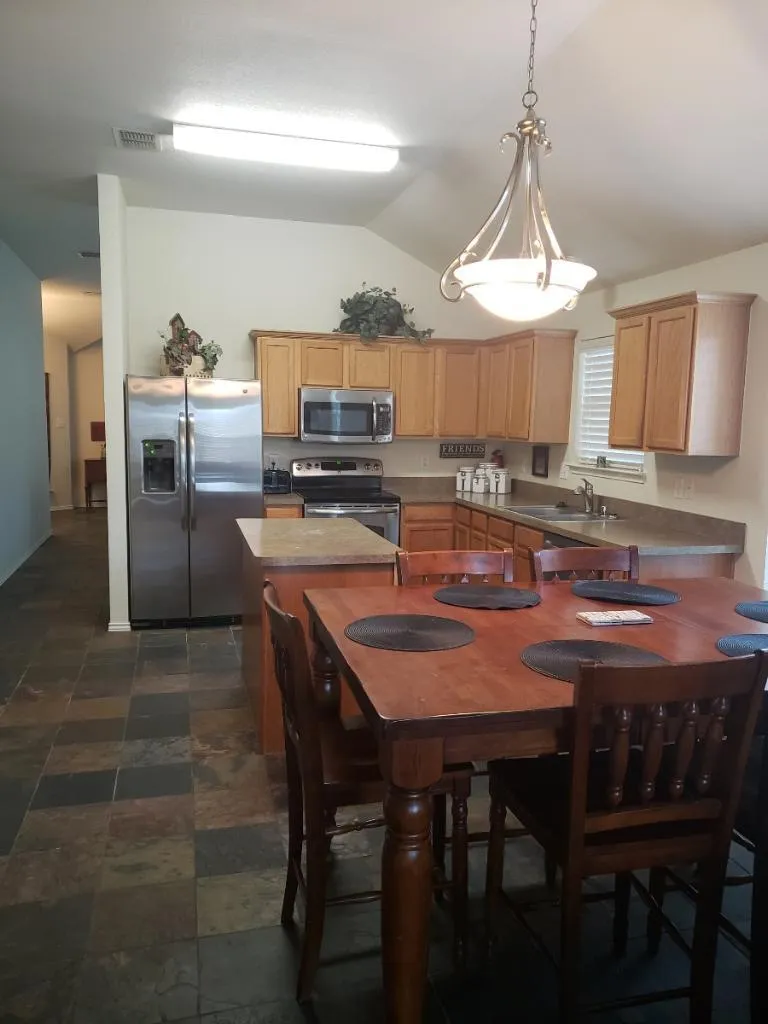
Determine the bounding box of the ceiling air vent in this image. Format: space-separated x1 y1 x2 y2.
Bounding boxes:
113 128 160 151
78 250 100 260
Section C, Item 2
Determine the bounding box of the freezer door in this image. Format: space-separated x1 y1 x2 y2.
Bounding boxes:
126 376 190 621
186 378 263 618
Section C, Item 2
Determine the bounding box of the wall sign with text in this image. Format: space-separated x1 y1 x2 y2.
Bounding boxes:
439 442 487 459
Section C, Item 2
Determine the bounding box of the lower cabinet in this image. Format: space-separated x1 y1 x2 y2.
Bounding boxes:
264 505 303 519
513 524 544 583
400 504 454 551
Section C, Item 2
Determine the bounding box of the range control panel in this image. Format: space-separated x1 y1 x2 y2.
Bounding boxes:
290 457 383 478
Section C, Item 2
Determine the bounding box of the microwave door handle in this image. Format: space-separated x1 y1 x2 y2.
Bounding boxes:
371 400 377 441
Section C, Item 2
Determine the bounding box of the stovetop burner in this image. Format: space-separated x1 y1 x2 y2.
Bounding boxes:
290 456 399 506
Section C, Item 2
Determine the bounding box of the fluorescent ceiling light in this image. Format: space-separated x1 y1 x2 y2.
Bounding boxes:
172 123 399 173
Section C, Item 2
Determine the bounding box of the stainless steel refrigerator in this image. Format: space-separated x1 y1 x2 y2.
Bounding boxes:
125 375 262 624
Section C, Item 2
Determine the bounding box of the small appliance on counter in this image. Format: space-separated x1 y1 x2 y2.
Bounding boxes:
263 461 291 494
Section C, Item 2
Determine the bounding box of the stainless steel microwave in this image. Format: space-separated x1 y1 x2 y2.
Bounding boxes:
299 387 394 444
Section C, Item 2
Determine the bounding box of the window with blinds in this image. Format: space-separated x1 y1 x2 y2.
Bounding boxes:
573 341 645 474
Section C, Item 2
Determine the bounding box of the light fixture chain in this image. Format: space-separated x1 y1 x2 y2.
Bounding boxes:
523 0 539 109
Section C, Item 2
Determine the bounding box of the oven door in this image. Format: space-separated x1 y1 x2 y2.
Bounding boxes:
304 503 400 544
299 388 393 444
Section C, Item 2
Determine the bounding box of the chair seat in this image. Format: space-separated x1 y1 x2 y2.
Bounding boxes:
492 751 718 868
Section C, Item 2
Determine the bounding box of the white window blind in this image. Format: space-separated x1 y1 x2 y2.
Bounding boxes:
573 341 645 474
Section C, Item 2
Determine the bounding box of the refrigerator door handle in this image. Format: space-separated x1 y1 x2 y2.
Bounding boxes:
188 411 197 530
178 411 188 530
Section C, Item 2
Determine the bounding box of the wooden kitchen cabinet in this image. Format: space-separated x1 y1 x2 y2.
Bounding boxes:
393 346 437 437
435 345 481 437
400 503 454 552
506 336 534 440
256 336 297 436
608 292 755 456
513 523 544 583
264 505 303 519
347 343 392 389
454 506 471 549
484 344 511 438
300 339 345 387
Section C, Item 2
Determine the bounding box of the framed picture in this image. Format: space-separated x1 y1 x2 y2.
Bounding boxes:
531 445 549 478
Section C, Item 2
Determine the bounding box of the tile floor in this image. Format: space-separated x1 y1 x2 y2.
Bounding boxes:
0 511 752 1022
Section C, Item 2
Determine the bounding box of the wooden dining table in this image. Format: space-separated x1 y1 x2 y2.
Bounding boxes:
303 576 768 1024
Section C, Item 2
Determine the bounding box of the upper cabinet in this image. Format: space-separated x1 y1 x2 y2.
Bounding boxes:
435 345 481 437
393 345 437 437
347 342 392 389
256 336 297 436
608 292 755 455
481 329 576 444
300 339 345 387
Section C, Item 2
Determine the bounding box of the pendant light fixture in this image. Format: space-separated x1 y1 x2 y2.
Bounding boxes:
440 0 596 322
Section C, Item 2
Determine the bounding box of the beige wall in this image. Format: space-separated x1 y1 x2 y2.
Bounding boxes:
43 334 72 509
69 341 105 508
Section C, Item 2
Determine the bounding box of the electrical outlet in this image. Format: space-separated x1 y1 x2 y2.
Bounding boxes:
420 455 430 470
683 478 695 500
673 477 684 499
559 463 569 480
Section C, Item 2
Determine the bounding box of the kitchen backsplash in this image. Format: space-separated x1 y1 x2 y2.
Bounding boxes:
263 438 501 476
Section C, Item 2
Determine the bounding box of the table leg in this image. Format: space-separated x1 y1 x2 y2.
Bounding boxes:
751 736 768 1023
381 739 444 1024
310 632 341 718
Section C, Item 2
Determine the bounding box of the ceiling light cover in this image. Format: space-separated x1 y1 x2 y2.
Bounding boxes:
440 0 596 322
172 123 398 173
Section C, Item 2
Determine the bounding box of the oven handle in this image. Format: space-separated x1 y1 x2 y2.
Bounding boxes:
306 504 400 515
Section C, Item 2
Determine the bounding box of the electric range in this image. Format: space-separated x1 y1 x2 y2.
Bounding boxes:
290 457 400 544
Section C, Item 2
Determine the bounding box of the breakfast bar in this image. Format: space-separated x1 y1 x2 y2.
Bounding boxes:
238 517 398 752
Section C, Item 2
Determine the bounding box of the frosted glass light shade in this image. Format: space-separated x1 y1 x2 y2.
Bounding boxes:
453 258 597 321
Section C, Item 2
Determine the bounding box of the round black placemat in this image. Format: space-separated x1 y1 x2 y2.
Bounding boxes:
716 634 768 657
344 614 475 652
434 585 541 611
735 601 768 624
521 639 668 683
571 581 681 606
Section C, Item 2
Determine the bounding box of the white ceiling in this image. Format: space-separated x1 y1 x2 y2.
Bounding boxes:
1 0 768 347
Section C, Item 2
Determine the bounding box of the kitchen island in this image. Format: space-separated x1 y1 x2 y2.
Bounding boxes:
238 518 397 753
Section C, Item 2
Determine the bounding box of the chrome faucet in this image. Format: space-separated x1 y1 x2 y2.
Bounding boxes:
574 477 595 514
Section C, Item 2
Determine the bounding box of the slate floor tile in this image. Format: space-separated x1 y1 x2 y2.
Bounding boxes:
194 786 276 830
32 768 117 809
189 686 247 711
44 739 123 774
129 691 190 717
56 717 126 744
137 656 190 677
195 823 286 877
73 939 199 1024
0 695 71 725
0 723 60 750
78 662 135 682
89 879 196 951
132 672 192 694
125 712 190 740
74 675 133 699
15 803 110 852
115 762 193 800
198 927 297 1015
191 730 257 761
191 708 253 736
197 868 284 936
108 795 195 840
120 736 192 767
0 956 79 1023
193 752 269 794
100 835 195 889
190 670 243 691
66 696 130 720
0 742 48 781
0 892 94 962
0 840 104 905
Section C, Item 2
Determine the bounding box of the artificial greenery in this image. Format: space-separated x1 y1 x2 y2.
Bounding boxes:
334 284 433 342
160 313 222 375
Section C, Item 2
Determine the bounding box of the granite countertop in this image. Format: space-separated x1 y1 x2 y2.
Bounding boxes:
264 493 304 507
387 478 743 558
238 518 398 567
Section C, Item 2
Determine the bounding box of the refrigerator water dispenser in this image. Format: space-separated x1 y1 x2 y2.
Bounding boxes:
142 439 176 493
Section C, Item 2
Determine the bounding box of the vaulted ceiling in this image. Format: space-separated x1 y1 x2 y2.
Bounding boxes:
1 0 767 347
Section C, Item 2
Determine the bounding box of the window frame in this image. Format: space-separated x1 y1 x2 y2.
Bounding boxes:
567 336 646 483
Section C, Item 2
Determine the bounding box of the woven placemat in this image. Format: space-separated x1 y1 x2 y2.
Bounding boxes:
571 581 681 606
521 639 668 683
735 601 768 624
434 585 541 611
716 634 768 657
344 614 475 652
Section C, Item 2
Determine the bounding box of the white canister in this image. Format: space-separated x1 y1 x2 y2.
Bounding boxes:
490 471 511 494
455 469 471 492
471 472 490 494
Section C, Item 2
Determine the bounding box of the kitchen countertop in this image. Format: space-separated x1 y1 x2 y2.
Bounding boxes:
263 493 304 507
238 518 398 567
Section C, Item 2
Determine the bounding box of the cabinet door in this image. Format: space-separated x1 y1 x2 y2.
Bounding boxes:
394 347 436 437
470 529 487 551
514 553 532 583
644 305 696 452
264 506 303 519
609 317 650 449
259 338 297 435
506 337 534 440
485 344 511 437
348 343 392 389
454 521 470 550
300 340 345 387
402 522 454 552
436 346 481 438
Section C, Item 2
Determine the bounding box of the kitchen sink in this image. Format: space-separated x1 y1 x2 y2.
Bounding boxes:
501 505 622 523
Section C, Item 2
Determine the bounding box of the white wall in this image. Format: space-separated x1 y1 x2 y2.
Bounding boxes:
125 207 500 379
69 341 105 507
0 239 51 584
43 333 72 509
264 437 493 478
99 174 130 630
512 242 768 586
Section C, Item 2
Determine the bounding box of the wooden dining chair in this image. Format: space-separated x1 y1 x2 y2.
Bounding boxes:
485 653 767 1024
397 549 515 586
531 544 640 583
263 581 473 1000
